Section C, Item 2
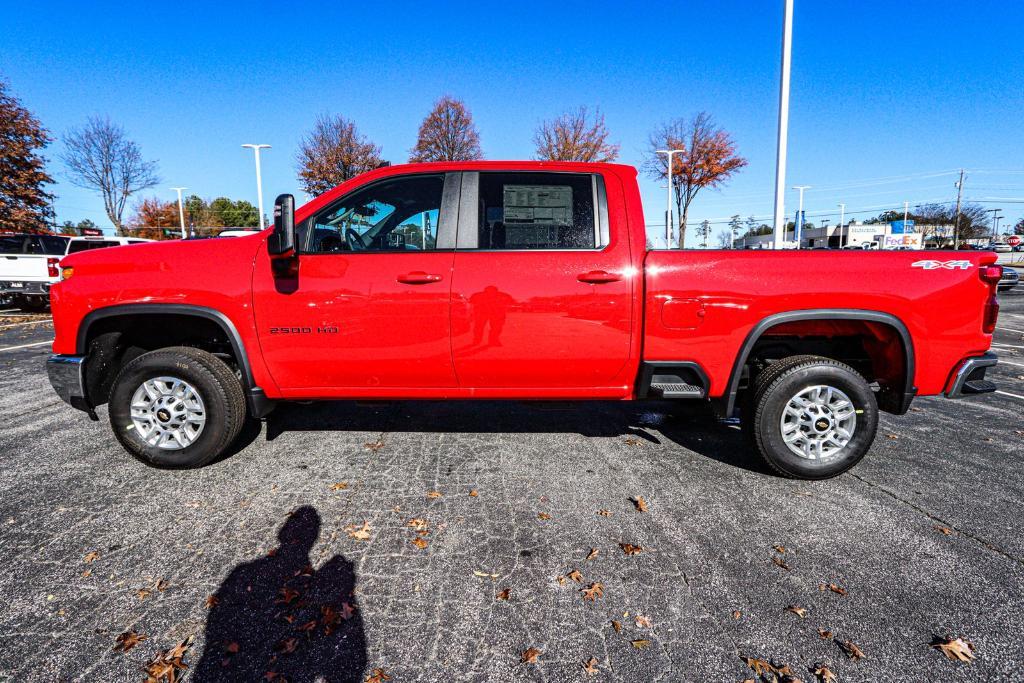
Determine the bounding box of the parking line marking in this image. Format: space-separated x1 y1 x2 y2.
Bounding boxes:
0 341 50 352
0 319 52 330
998 359 1024 368
996 390 1024 401
993 342 1024 350
996 326 1024 335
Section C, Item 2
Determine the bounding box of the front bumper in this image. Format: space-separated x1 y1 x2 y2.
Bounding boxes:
945 352 998 398
46 354 96 418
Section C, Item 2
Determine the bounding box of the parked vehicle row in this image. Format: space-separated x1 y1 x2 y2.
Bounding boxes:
0 234 151 311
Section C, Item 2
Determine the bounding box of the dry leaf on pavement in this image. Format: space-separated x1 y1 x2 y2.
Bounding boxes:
585 548 599 561
933 525 953 535
83 551 100 564
732 610 742 620
838 639 865 660
814 664 838 682
496 588 511 601
785 605 807 618
631 639 651 649
426 491 442 499
365 668 392 683
635 615 652 628
581 582 604 601
611 620 622 633
819 583 847 596
143 635 192 683
772 556 791 571
742 656 776 676
364 439 384 452
632 496 648 512
113 630 147 652
566 569 584 583
596 509 611 517
772 544 787 554
469 489 479 497
204 595 219 609
411 537 428 550
619 543 643 556
537 512 551 520
583 656 599 676
329 482 349 491
521 647 542 664
817 628 833 640
345 521 371 541
931 636 976 662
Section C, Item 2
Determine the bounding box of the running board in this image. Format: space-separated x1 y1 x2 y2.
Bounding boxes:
649 382 706 399
637 361 709 400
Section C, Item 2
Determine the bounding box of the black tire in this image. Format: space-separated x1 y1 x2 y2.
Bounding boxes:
108 346 246 468
16 295 48 312
746 355 878 479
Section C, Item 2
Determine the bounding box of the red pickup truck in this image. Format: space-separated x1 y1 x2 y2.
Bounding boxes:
46 162 1001 479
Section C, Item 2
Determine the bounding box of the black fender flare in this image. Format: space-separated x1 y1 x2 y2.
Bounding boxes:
720 309 916 416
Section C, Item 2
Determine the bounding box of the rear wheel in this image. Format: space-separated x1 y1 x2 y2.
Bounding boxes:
108 346 246 468
746 355 878 479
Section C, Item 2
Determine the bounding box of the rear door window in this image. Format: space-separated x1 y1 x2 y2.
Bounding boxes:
0 236 30 254
475 172 599 249
39 236 70 255
67 240 121 253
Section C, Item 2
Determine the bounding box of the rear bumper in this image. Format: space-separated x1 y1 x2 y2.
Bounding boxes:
944 352 998 398
46 354 94 414
0 281 50 295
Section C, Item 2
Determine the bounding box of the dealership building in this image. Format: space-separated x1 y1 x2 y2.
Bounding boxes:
734 220 956 250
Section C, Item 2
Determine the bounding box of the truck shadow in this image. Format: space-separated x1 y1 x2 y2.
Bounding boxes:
193 505 367 682
242 400 771 476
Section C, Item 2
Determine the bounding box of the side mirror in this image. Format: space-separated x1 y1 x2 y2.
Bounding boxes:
267 194 295 255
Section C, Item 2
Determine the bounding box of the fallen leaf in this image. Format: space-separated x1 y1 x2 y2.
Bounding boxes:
411 537 429 550
155 579 168 592
631 639 651 649
624 436 641 446
619 543 643 556
635 614 652 628
772 544 787 554
329 482 349 491
136 588 151 601
819 583 847 596
81 569 92 578
345 521 371 541
143 636 192 682
581 582 604 601
537 512 551 521
885 433 899 440
521 647 542 664
838 639 865 660
473 570 498 579
585 548 599 561
276 637 299 654
583 656 600 676
597 509 611 517
817 628 833 640
933 525 953 535
931 636 976 662
813 664 838 682
297 619 318 633
407 518 428 531
469 489 479 497
204 595 219 609
742 656 776 676
83 551 100 564
365 668 392 683
426 491 442 499
772 556 791 571
226 641 240 654
785 605 807 619
496 588 511 601
113 629 147 652
364 439 385 452
556 575 567 586
611 620 622 632
566 569 584 583
732 610 742 620
632 496 648 512
276 587 300 604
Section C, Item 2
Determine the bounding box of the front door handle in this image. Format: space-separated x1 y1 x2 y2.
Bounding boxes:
577 270 621 284
397 271 443 285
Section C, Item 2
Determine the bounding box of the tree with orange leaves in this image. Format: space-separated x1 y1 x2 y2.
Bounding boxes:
409 96 483 162
645 113 747 248
0 80 55 232
129 197 179 239
533 107 618 163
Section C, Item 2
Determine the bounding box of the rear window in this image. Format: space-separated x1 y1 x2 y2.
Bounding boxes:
0 236 31 254
67 240 121 253
476 172 598 250
39 236 70 255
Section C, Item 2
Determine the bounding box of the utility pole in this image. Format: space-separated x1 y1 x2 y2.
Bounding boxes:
171 187 187 239
952 169 964 249
242 144 272 229
988 208 1002 242
656 149 685 247
792 185 810 248
772 0 795 249
838 202 846 247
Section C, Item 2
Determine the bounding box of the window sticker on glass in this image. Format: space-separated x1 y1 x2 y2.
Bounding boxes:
502 185 573 226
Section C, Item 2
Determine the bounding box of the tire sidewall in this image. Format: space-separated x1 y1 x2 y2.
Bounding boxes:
109 353 230 468
757 364 878 479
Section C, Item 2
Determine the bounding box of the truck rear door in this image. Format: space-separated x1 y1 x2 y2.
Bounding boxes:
448 171 635 395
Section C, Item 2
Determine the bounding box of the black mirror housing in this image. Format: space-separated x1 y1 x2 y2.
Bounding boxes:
267 194 295 255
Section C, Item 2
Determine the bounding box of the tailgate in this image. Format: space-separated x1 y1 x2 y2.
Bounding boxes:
1 254 51 282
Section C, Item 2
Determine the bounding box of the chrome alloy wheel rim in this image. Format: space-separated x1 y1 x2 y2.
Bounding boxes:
130 376 207 450
780 384 857 460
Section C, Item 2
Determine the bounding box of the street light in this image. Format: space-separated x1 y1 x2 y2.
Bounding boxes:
792 185 810 247
771 0 795 249
838 202 846 247
170 187 187 239
656 149 685 247
241 144 272 229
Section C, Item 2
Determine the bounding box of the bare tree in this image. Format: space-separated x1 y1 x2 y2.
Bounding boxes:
533 107 618 162
61 117 159 233
644 112 747 248
409 96 483 162
297 114 383 196
716 228 733 249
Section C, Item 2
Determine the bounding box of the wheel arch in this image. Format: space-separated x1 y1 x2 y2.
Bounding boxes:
721 309 916 417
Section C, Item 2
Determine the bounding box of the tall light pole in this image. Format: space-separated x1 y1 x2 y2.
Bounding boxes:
792 184 810 247
170 187 187 239
771 0 795 249
242 144 271 229
838 202 846 247
952 169 964 248
656 149 685 247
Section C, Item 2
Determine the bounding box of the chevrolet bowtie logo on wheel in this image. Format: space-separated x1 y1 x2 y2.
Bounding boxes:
911 259 973 270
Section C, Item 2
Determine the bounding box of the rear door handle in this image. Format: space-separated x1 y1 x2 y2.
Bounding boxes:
577 270 621 284
397 271 443 285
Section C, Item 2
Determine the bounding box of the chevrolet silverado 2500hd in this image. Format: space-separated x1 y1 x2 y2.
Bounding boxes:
45 162 1002 478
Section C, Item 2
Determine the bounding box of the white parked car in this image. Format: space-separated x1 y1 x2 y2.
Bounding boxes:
0 234 152 311
217 229 263 238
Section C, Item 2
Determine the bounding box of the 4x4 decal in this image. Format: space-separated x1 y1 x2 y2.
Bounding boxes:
911 259 972 270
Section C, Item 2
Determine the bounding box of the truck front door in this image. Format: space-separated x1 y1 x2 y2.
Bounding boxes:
252 173 458 393
448 171 635 395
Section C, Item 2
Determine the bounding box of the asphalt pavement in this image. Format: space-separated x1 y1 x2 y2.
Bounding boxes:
0 290 1022 682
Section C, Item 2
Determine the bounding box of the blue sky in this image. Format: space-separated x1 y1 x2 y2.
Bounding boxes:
4 0 1023 239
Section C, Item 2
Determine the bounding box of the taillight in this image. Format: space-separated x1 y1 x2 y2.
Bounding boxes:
47 257 59 278
980 264 1001 334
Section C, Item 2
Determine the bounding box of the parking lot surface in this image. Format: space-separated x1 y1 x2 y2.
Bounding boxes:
1 291 1022 682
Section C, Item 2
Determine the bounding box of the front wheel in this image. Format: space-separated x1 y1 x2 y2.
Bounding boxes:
746 355 878 479
108 346 247 468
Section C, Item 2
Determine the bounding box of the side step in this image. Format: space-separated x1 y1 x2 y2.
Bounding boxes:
649 381 705 399
962 379 996 395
